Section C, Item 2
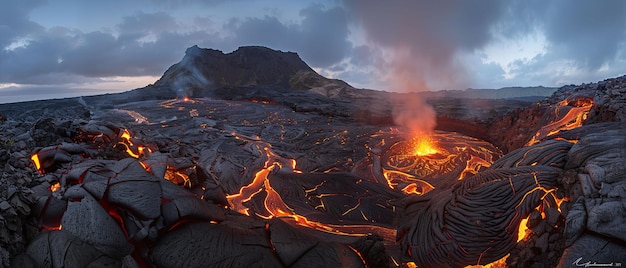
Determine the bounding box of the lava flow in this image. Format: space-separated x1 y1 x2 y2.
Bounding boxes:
30 154 41 173
225 133 397 241
117 129 152 158
527 97 593 145
376 131 501 195
517 190 566 242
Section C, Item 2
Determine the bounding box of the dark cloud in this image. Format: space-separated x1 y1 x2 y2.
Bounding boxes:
149 0 232 9
343 0 626 90
1 3 351 88
540 0 626 69
226 4 352 67
343 0 507 54
297 5 352 67
496 0 626 70
0 10 214 84
224 16 295 48
461 54 507 89
349 44 385 68
486 0 626 85
342 0 506 91
2 0 625 95
0 0 46 48
117 11 179 38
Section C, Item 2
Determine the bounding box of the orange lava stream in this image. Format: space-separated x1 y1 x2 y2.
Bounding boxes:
118 109 149 124
118 129 151 158
512 175 566 243
264 175 396 240
527 100 592 146
31 154 42 173
517 217 530 243
227 165 271 216
224 139 397 241
164 167 192 188
382 132 498 195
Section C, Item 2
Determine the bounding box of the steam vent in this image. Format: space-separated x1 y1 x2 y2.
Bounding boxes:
1 46 625 267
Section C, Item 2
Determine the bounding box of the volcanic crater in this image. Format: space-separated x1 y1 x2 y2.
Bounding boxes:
1 46 625 267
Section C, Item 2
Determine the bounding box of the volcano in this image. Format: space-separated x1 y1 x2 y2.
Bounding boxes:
1 46 625 267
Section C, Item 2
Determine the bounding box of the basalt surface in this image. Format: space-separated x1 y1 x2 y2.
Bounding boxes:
0 46 624 267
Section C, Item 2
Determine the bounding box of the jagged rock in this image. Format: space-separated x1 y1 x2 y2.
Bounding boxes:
1 47 626 267
266 170 401 225
61 188 132 259
154 45 316 95
585 198 626 242
13 230 121 267
559 234 626 267
150 221 283 267
566 129 626 170
398 166 562 267
487 103 546 153
563 197 586 247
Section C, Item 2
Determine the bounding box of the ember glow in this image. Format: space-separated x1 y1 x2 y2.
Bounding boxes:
527 98 593 145
44 224 62 231
48 181 61 192
410 136 439 156
263 177 396 240
400 182 433 195
223 133 399 240
378 131 500 193
10 70 621 268
514 186 566 243
31 153 41 172
118 129 152 158
164 166 192 187
466 254 509 268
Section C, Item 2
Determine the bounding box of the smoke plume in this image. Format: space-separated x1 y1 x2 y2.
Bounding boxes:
171 53 212 99
343 0 504 136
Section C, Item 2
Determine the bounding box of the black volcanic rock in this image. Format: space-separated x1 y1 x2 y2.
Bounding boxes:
155 46 317 93
2 45 626 267
147 45 358 102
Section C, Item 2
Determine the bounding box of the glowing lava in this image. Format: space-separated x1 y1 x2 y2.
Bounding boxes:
516 190 566 243
49 181 61 192
164 166 192 188
224 134 397 241
527 98 593 146
411 136 439 156
117 129 152 158
31 154 42 172
378 131 501 195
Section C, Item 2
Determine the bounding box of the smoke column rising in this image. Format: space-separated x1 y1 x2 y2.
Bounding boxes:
343 0 504 136
387 47 437 137
171 52 212 99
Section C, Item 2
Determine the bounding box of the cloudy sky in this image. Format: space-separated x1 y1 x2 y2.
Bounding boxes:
1 0 626 103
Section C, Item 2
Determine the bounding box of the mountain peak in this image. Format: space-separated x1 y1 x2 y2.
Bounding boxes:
156 46 315 92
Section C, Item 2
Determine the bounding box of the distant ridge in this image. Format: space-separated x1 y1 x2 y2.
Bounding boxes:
465 86 558 98
145 45 555 101
414 86 558 101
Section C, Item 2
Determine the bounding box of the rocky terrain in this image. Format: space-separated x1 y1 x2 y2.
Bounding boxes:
0 46 624 267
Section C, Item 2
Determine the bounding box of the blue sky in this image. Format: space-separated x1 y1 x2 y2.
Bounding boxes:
1 0 626 103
